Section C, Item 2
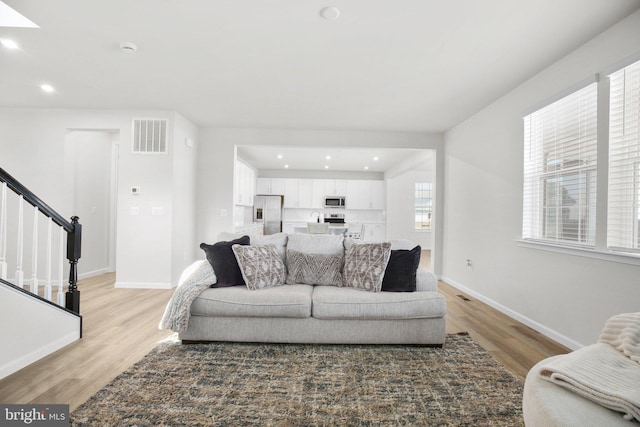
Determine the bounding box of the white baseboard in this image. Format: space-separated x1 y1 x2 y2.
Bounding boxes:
78 267 111 280
114 281 174 289
441 276 584 351
0 331 80 380
9 267 112 288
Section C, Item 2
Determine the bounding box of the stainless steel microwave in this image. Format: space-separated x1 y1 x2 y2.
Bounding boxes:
324 196 346 208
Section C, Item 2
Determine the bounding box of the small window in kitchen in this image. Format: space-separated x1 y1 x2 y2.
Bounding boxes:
415 182 432 230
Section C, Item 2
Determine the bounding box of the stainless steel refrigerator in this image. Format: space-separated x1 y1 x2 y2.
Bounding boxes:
253 195 283 235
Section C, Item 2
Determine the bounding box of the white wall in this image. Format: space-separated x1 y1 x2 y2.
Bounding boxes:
66 130 113 277
442 10 640 347
386 169 434 249
0 108 199 290
170 113 199 283
196 127 445 272
0 285 80 379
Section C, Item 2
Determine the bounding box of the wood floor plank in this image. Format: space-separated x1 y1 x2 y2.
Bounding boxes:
1 264 571 411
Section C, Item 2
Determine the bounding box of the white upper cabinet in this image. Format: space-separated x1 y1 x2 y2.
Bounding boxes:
284 178 299 208
370 180 385 210
256 178 286 195
235 160 256 206
297 179 314 209
312 180 325 208
324 179 347 196
257 177 383 210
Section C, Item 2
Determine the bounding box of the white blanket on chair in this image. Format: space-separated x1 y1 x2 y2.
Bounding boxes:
599 312 640 363
159 260 216 333
537 343 640 422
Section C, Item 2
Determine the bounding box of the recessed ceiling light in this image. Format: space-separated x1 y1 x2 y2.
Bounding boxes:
40 84 55 93
1 39 19 50
364 166 369 170
325 155 331 160
284 164 289 168
320 6 340 20
277 154 283 159
373 156 379 161
324 165 329 169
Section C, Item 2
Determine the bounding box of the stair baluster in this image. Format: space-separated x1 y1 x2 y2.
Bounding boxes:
0 182 6 280
57 225 64 306
16 195 24 288
31 205 39 295
44 219 53 301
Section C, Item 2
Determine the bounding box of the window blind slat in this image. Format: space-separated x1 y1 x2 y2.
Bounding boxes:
607 59 640 252
523 83 598 246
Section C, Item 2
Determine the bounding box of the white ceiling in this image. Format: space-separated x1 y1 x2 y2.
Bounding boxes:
237 145 431 173
1 0 639 172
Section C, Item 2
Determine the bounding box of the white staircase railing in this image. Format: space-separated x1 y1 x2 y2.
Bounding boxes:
0 167 82 318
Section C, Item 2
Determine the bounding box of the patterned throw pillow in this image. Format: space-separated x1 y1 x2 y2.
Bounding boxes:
342 242 392 292
286 250 343 286
231 244 286 290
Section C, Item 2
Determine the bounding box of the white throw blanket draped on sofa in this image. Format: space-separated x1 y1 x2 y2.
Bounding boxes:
159 260 216 333
537 313 640 422
598 312 640 363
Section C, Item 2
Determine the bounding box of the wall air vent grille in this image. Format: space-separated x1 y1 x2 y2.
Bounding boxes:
132 119 167 153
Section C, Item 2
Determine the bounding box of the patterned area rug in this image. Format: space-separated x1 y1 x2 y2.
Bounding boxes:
71 333 524 426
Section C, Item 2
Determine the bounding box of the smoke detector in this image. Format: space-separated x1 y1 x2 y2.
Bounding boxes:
320 6 340 20
120 41 137 53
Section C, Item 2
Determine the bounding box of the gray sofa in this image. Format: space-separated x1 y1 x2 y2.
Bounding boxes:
179 269 446 345
173 232 447 345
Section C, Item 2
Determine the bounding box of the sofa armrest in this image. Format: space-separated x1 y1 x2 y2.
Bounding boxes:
416 270 438 292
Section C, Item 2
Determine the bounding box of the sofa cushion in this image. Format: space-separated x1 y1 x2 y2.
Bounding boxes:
342 242 391 292
311 286 446 320
287 233 344 255
190 284 313 318
232 244 286 290
200 236 250 287
381 246 421 292
286 250 343 286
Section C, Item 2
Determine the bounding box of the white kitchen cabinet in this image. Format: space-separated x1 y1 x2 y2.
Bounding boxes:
324 179 347 196
234 160 256 206
256 178 286 196
256 178 269 194
312 180 324 208
357 180 372 209
351 180 385 210
297 179 313 209
371 180 385 210
284 179 299 208
345 180 359 209
363 223 386 242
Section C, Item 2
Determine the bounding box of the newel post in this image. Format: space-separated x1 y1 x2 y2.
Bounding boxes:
66 216 82 314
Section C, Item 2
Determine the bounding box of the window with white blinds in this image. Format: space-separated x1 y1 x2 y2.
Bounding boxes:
607 59 640 253
522 83 598 246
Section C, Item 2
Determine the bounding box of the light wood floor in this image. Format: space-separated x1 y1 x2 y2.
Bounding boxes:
0 266 570 411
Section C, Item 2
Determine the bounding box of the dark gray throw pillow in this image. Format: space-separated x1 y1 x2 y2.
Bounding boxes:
200 236 250 287
381 245 421 292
